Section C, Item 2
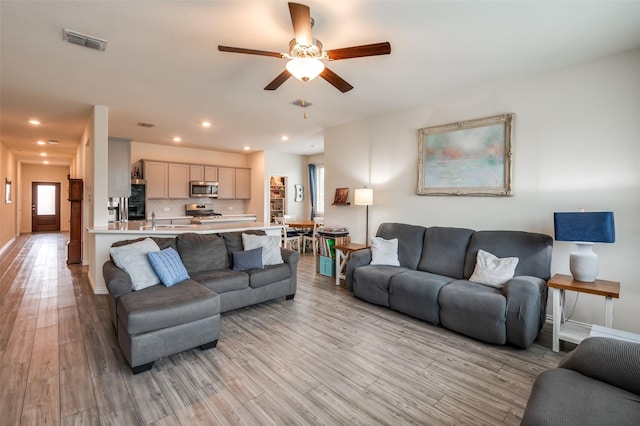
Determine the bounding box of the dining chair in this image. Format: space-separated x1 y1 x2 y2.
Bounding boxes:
281 215 302 252
303 216 324 255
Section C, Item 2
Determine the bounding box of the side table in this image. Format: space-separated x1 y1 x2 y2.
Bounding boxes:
334 243 368 286
547 273 620 352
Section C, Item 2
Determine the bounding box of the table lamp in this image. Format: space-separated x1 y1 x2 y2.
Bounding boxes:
553 211 615 282
353 187 373 245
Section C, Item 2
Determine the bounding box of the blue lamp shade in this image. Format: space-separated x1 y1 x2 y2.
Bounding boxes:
554 212 615 243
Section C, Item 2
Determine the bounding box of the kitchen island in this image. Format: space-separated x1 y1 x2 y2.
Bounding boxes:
87 221 284 294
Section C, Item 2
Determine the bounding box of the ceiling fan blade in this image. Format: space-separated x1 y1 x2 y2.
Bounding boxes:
320 67 354 93
288 2 312 46
218 45 283 58
326 42 391 60
264 70 292 91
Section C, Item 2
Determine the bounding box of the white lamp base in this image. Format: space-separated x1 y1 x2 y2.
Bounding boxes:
569 243 599 282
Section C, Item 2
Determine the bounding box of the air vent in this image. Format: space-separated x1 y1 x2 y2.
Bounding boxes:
48 140 59 145
63 29 107 51
291 99 313 108
136 122 155 128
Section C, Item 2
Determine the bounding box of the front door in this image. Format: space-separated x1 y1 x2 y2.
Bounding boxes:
32 182 61 232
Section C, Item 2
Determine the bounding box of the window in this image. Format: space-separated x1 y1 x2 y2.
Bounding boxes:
315 165 325 214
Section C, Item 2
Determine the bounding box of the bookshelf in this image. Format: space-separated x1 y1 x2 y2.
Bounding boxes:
317 230 350 277
269 175 287 223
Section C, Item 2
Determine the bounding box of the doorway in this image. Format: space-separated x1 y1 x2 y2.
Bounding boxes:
32 182 61 232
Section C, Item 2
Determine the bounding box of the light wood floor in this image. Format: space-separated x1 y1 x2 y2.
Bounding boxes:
0 232 573 425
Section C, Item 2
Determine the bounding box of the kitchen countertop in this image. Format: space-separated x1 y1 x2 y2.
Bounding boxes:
89 221 280 235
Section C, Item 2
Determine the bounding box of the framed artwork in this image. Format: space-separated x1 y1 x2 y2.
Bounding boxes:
5 178 11 203
417 113 514 196
294 184 303 202
332 187 349 205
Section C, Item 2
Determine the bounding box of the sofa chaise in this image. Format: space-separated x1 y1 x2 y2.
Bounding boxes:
103 231 299 373
522 336 640 425
346 222 553 348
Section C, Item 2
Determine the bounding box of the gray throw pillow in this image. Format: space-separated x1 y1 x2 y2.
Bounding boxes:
233 247 264 271
241 233 283 266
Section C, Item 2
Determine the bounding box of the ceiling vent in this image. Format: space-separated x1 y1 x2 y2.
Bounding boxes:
136 122 155 128
63 29 107 51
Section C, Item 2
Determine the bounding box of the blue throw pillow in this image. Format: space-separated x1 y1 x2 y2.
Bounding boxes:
233 247 264 271
147 247 190 287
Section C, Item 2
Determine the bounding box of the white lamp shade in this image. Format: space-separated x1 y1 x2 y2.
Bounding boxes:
354 188 373 206
286 58 325 82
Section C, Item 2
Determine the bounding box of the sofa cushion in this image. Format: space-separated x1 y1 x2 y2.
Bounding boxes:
248 263 291 289
147 247 190 287
370 237 400 266
223 230 266 263
117 279 219 335
176 233 229 273
463 230 553 280
191 269 250 293
438 279 507 344
521 368 640 426
418 226 474 279
111 236 176 251
109 238 161 291
389 270 453 324
469 249 519 288
376 223 426 270
353 264 409 307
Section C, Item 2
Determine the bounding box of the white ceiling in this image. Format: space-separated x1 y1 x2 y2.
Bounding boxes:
2 1 640 166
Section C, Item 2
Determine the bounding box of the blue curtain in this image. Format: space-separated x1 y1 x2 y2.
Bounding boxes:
308 163 316 219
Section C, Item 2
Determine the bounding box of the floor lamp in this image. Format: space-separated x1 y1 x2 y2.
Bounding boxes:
353 187 373 245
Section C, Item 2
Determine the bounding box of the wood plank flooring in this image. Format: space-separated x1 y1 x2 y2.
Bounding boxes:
0 232 573 425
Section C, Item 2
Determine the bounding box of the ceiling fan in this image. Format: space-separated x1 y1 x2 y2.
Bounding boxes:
218 2 391 93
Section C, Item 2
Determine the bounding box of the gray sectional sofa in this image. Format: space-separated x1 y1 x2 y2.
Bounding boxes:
103 231 299 373
522 337 640 425
346 223 553 348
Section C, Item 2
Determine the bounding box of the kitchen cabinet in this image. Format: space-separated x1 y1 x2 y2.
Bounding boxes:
144 161 168 199
235 168 251 199
168 163 189 198
190 165 218 182
217 167 235 199
108 137 131 198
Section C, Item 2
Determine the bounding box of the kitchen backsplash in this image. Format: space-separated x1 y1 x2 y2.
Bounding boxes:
147 198 247 219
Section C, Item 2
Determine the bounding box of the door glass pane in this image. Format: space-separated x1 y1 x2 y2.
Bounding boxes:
37 185 56 215
316 166 325 213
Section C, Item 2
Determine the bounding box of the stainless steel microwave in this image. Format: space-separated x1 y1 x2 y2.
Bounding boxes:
189 181 218 198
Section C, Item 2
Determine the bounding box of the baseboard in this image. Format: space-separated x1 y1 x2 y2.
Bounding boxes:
0 236 16 256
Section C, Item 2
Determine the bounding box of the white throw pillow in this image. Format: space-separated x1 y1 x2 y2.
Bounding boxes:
370 237 400 266
241 233 283 266
469 249 519 288
109 238 161 290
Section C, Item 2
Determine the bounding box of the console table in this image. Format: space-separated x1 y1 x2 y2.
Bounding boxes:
335 243 368 286
547 273 620 352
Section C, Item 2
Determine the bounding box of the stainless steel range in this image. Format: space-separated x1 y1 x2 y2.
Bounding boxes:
186 203 223 223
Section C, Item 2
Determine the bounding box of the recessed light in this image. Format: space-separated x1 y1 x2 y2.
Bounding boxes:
43 160 49 164
37 140 46 145
173 136 182 142
281 136 289 141
40 153 47 157
29 119 41 125
201 121 211 128
243 146 250 151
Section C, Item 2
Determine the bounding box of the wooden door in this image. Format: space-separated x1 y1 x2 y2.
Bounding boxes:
32 182 61 232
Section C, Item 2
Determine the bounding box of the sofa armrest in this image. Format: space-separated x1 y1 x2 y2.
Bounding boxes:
103 260 134 299
503 275 547 348
345 248 372 292
559 336 640 395
280 248 300 296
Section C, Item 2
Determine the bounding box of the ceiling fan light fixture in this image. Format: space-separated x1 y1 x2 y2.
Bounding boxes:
286 57 324 82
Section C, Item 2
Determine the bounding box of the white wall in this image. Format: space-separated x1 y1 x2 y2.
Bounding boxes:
324 49 640 334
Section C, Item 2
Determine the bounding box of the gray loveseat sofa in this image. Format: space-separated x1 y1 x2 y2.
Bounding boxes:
346 223 553 348
103 231 299 373
522 337 640 425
